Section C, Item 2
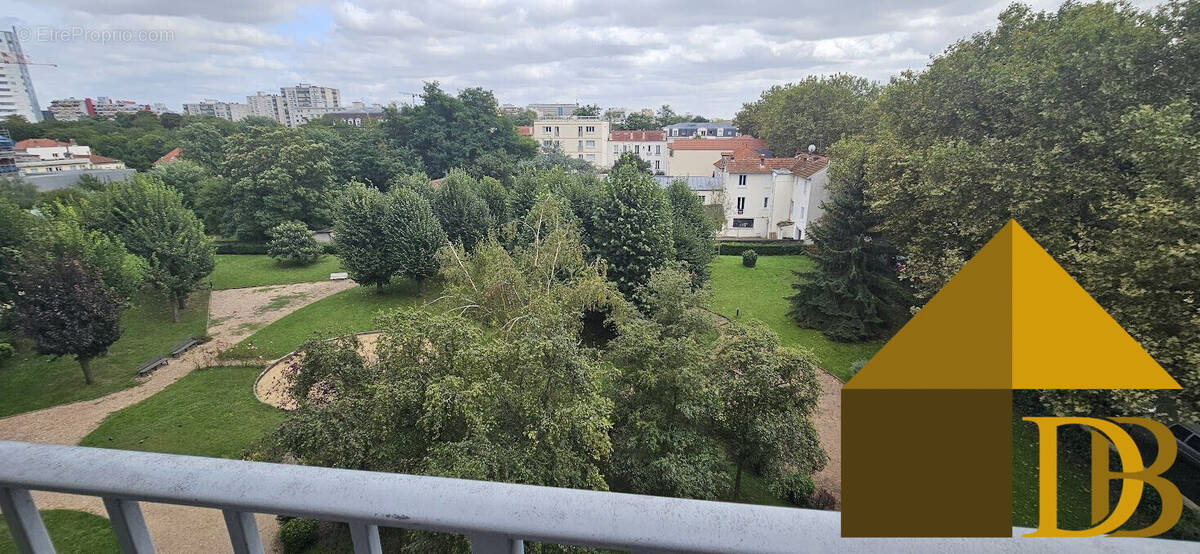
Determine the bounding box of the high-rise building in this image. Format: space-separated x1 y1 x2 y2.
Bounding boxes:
49 97 96 121
247 91 288 123
93 98 151 117
182 99 251 121
280 84 341 127
0 27 44 122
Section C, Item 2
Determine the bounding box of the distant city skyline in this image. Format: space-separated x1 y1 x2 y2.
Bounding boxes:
3 0 1165 120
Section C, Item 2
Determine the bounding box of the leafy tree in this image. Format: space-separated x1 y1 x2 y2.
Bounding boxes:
387 187 446 285
431 169 492 251
0 196 33 307
655 105 688 128
75 174 106 192
713 320 826 500
573 104 601 116
87 176 215 321
0 176 37 209
13 257 122 385
592 164 675 298
474 175 509 224
158 112 183 130
267 220 322 266
788 139 908 341
332 184 395 288
735 74 879 155
616 112 657 131
221 127 337 241
34 206 146 301
515 144 596 173
176 122 225 170
611 151 650 174
149 159 211 208
467 150 518 187
302 122 418 189
606 267 728 499
665 180 716 285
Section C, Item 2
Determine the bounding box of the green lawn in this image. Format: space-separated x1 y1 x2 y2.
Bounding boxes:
209 255 343 290
80 366 283 458
222 281 425 360
1011 418 1092 530
0 290 210 418
0 510 119 554
709 255 882 380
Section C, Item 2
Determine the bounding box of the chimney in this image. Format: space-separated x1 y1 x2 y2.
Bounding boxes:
758 154 765 168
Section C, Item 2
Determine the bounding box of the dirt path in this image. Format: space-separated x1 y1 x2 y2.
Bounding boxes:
0 279 354 553
811 370 843 506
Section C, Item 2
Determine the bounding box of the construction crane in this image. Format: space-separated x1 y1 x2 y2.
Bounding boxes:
0 52 57 67
397 91 421 105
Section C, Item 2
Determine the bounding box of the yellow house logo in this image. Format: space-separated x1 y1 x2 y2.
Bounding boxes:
841 220 1183 538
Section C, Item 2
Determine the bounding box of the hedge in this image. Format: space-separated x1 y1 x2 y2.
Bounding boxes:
715 241 812 256
215 242 337 255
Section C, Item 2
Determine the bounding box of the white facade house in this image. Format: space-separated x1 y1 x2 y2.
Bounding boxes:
713 147 831 240
0 27 43 122
609 130 668 173
13 138 127 176
532 116 610 168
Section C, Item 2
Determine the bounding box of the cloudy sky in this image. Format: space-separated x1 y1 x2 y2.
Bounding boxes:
3 0 1165 119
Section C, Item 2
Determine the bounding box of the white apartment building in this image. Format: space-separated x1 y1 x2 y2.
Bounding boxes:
94 98 152 118
712 147 830 240
531 116 610 168
247 92 289 123
13 138 127 176
182 99 251 121
281 84 341 127
49 98 93 121
0 27 43 122
609 130 667 173
528 103 578 118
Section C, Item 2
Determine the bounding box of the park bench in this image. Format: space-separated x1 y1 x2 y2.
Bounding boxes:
135 356 169 377
170 337 200 357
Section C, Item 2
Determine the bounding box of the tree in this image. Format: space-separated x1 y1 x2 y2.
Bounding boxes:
734 74 879 155
0 196 33 307
665 180 716 285
606 267 728 499
332 184 395 288
176 121 225 170
655 105 688 128
473 175 509 224
592 164 675 298
149 159 212 208
221 127 337 241
573 104 600 116
14 257 122 385
87 176 215 321
788 139 909 341
616 112 657 130
611 151 650 174
713 320 826 500
0 176 37 209
387 188 446 284
35 206 146 301
267 220 322 265
431 169 492 251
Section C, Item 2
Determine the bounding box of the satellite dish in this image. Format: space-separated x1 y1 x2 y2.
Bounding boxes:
808 144 816 154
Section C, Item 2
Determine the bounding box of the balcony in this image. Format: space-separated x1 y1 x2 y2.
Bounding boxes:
0 440 1192 553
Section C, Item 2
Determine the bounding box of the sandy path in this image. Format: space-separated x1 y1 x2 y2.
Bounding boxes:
811 370 843 506
0 279 355 553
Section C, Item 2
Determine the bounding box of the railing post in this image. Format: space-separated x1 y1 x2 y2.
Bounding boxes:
102 497 154 554
469 533 523 554
348 522 381 554
221 510 264 554
0 487 55 554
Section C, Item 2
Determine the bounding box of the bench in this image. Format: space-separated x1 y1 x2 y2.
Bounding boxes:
170 338 200 357
135 357 169 377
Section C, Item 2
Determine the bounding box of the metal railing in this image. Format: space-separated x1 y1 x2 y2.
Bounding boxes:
0 440 1193 553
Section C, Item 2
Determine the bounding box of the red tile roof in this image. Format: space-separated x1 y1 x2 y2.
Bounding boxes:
155 147 182 165
668 137 767 152
89 154 121 164
516 126 533 136
715 148 830 177
15 138 72 149
610 130 665 142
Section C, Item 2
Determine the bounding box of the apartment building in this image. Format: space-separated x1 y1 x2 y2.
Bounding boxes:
182 99 251 121
247 92 288 122
528 103 578 118
49 98 95 121
281 84 341 127
609 130 667 173
13 138 128 177
666 137 770 177
663 122 739 141
0 27 43 122
713 147 830 240
531 116 610 168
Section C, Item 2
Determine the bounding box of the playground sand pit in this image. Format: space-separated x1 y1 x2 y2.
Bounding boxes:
254 332 380 410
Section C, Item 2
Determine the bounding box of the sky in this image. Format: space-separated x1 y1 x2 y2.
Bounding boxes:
2 0 1166 119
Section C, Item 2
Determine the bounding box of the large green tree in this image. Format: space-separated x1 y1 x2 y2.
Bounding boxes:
176 121 226 170
788 140 908 342
734 74 879 155
221 127 338 241
387 187 447 285
431 169 492 251
332 184 396 288
591 164 675 298
665 180 716 286
87 176 215 320
149 159 212 209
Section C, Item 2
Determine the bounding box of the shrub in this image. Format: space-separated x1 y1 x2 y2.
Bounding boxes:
268 221 322 266
847 359 869 378
278 517 319 554
810 488 838 510
0 342 13 363
775 473 816 506
716 241 810 256
213 241 268 255
741 249 758 267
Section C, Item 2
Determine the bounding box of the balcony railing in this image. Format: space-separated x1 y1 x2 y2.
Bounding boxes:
0 440 1193 553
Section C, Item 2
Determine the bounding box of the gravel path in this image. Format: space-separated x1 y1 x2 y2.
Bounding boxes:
812 370 843 506
0 279 354 553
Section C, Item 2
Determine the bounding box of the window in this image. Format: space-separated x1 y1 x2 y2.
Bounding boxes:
655 160 660 170
655 145 661 155
736 197 745 214
543 140 553 147
585 140 595 148
732 218 754 229
763 197 769 208
585 126 595 133
578 140 584 151
586 154 596 161
613 145 619 154
698 194 706 202
737 175 747 187
578 126 583 137
543 126 552 133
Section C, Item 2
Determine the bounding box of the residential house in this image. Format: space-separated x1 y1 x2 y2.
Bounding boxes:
154 147 182 166
713 147 830 240
663 122 738 141
666 137 769 177
609 130 667 173
531 116 610 168
14 138 127 176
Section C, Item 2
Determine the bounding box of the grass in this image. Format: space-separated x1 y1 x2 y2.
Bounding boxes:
0 510 120 554
1011 417 1092 530
709 255 882 380
80 366 284 459
209 255 343 290
221 281 425 360
0 290 209 418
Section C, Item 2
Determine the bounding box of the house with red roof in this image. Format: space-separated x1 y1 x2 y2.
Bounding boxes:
665 137 770 177
711 146 831 240
609 129 666 173
154 147 182 166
